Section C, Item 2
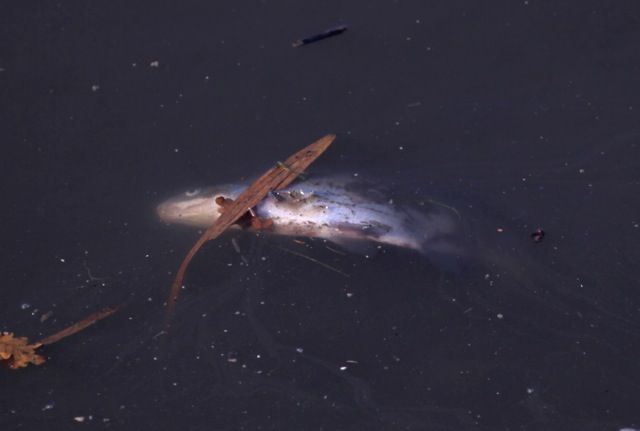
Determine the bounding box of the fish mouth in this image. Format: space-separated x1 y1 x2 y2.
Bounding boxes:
156 202 178 223
156 198 220 227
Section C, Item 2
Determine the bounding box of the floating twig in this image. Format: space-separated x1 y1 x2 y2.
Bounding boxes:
292 26 347 48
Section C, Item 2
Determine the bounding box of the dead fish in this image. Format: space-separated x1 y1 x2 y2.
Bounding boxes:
157 175 460 255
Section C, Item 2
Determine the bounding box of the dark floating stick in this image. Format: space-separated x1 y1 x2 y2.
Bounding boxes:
292 25 347 48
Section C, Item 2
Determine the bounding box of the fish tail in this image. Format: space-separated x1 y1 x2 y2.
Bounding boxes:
404 205 467 272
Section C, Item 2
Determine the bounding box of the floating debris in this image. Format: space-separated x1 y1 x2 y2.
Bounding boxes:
0 333 45 369
1 306 119 370
292 26 347 48
531 228 545 243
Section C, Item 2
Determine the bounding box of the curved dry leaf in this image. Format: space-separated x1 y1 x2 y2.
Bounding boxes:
1 306 118 370
165 134 335 316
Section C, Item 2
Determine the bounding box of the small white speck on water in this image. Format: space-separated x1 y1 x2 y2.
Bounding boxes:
296 347 304 354
59 258 66 263
339 366 347 371
173 148 179 153
20 303 31 310
398 146 404 150
526 387 535 394
579 168 585 174
91 84 100 92
496 313 504 319
150 60 160 67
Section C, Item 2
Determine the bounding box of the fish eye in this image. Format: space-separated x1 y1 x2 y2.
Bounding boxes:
185 188 201 197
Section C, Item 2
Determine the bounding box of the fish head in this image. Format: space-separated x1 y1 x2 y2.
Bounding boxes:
156 184 245 228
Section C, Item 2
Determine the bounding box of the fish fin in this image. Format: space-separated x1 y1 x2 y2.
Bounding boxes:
400 205 469 272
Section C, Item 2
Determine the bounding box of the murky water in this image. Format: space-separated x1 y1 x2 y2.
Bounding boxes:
2 1 639 430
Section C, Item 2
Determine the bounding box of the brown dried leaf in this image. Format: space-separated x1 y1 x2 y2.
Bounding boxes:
1 306 119 370
0 332 45 369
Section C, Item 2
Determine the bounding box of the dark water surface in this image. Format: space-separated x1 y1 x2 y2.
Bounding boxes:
2 1 639 430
